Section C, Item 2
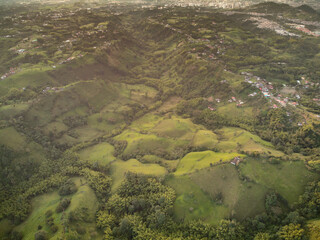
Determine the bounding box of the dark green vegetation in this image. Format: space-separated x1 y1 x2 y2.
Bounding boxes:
0 1 320 239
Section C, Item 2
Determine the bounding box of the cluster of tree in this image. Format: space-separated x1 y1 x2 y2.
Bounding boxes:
0 87 37 104
176 98 319 156
96 173 176 239
63 116 87 128
45 210 58 233
80 168 112 200
256 108 320 155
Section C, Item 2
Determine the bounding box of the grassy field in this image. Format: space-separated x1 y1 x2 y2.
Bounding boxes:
156 96 182 113
151 116 200 139
0 127 45 161
0 103 30 120
190 164 267 220
42 121 68 136
55 126 104 146
190 164 242 209
115 129 189 159
217 103 254 120
239 158 320 205
15 177 102 240
109 159 167 191
115 114 205 159
129 113 164 132
25 80 159 146
141 155 179 172
175 151 244 176
79 142 116 166
0 127 26 151
215 127 283 156
0 68 54 96
191 130 219 149
233 182 268 220
166 175 229 225
87 112 124 133
0 219 14 239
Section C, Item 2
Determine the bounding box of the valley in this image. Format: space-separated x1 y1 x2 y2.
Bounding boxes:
0 1 319 239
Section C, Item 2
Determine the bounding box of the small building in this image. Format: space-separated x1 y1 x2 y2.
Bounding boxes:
262 92 270 98
207 96 214 102
231 156 243 166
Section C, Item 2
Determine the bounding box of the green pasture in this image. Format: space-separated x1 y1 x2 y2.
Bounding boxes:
166 175 229 225
215 127 283 156
110 159 167 191
15 177 102 240
192 130 219 149
151 116 200 139
0 103 30 120
239 158 320 205
141 155 179 172
190 164 267 220
79 142 116 166
175 151 243 176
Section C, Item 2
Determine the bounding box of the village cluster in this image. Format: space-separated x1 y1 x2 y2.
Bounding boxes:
224 10 320 37
0 67 20 80
206 70 320 126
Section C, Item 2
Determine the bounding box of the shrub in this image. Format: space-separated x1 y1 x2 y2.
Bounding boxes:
58 179 77 196
56 198 71 213
34 230 48 240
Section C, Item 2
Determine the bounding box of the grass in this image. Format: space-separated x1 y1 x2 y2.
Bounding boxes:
217 104 254 121
79 142 116 166
115 114 203 159
234 182 268 220
190 164 267 221
0 127 26 151
55 126 103 146
73 126 104 142
166 175 229 225
0 219 14 239
129 113 164 132
110 159 167 191
25 81 159 144
175 151 244 176
42 121 68 136
141 155 179 172
222 70 246 88
15 177 102 240
215 127 283 156
115 129 188 159
220 30 245 44
151 116 199 139
125 83 158 104
24 80 118 127
0 127 46 165
192 130 219 149
87 112 124 133
190 164 243 209
0 103 30 120
156 96 182 113
0 68 54 97
239 158 320 205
